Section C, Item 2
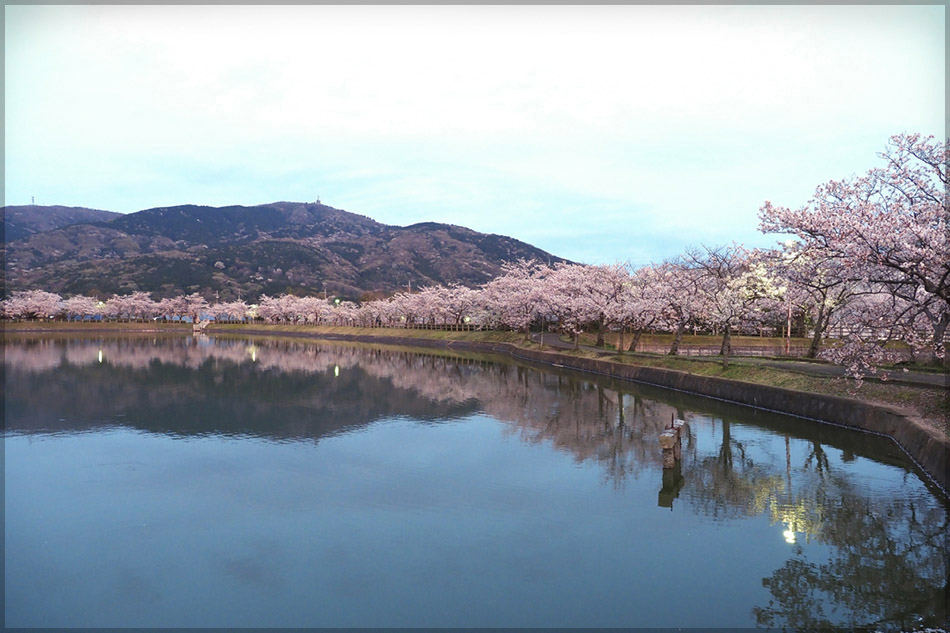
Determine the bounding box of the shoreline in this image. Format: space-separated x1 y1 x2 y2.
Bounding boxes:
5 323 947 497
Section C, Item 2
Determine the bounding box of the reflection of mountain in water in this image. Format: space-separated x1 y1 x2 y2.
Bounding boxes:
4 334 948 630
4 337 481 442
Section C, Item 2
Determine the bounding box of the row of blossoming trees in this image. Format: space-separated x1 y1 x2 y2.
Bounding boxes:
3 134 947 370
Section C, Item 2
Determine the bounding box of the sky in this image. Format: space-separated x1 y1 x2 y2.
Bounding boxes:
4 4 945 266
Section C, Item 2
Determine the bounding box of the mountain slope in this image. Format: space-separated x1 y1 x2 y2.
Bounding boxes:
1 205 121 242
3 201 568 299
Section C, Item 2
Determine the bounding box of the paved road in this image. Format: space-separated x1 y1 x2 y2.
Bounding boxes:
530 333 948 389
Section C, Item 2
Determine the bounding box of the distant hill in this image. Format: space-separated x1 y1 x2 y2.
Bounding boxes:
1 205 121 242
2 201 569 300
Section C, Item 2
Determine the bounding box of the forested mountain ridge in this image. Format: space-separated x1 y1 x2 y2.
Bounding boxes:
2 201 569 300
1 205 121 242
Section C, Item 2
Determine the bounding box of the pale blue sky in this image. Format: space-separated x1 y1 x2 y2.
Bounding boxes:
5 5 944 266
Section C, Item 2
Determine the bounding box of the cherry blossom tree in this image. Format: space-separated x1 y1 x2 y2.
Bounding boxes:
685 245 781 367
541 263 603 349
616 264 669 352
386 290 427 328
482 259 551 339
356 298 387 327
760 243 868 359
439 284 481 327
818 290 912 379
606 264 663 353
103 295 131 321
331 300 358 326
255 295 281 324
411 286 450 326
295 296 328 324
4 290 64 320
184 293 209 323
644 260 706 355
103 291 158 321
158 295 189 322
578 263 631 348
62 295 100 320
209 300 249 322
761 133 949 365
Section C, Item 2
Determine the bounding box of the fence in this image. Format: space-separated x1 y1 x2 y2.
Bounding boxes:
632 344 809 358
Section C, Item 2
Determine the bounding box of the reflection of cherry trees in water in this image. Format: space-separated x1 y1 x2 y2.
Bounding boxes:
753 473 948 630
498 377 680 488
684 419 785 521
673 408 948 630
804 439 831 478
679 413 947 630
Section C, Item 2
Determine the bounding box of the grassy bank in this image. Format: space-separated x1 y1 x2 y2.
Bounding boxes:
579 330 811 351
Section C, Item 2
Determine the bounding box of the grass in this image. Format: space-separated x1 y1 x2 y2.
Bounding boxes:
582 330 809 350
578 330 923 357
210 322 527 344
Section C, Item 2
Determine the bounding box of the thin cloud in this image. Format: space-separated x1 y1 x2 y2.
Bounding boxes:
4 5 944 265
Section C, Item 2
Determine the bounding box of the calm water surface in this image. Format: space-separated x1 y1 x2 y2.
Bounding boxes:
4 334 947 629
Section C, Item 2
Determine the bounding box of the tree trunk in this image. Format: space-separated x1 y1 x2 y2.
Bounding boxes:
573 331 580 350
719 420 733 471
928 310 949 366
668 321 686 355
628 328 643 352
806 305 828 359
617 326 624 355
595 314 606 347
719 323 732 368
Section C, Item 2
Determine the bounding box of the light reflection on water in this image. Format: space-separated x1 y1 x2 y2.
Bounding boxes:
3 334 947 630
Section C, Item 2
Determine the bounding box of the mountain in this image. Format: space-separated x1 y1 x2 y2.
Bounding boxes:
1 205 122 242
2 201 569 300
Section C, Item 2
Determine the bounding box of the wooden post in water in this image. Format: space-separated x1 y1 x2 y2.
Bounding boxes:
659 429 677 469
659 415 687 469
672 419 685 461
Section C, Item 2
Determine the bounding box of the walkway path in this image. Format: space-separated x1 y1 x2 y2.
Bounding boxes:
530 333 948 389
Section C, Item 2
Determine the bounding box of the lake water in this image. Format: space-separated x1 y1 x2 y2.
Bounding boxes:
4 334 947 629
